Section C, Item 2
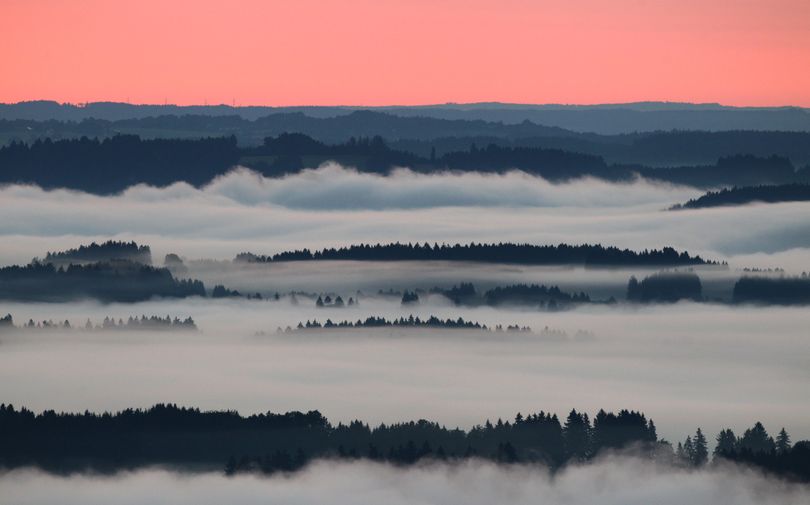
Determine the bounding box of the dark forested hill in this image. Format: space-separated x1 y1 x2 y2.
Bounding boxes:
2 131 808 192
732 275 810 305
636 155 802 188
626 272 703 303
42 240 152 265
0 135 240 192
671 183 810 210
0 261 205 302
236 242 715 267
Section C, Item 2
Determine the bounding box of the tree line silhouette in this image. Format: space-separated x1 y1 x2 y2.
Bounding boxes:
0 314 196 331
246 134 809 187
642 154 801 188
236 242 714 267
0 261 205 302
732 274 810 305
2 130 809 193
369 283 594 309
625 271 810 305
627 272 703 303
0 403 805 482
482 283 592 307
0 135 239 192
671 183 810 210
41 240 152 265
279 315 531 333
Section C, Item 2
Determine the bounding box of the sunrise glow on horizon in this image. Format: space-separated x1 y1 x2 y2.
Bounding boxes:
2 0 810 107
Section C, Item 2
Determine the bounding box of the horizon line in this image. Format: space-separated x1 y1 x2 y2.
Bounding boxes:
3 99 808 111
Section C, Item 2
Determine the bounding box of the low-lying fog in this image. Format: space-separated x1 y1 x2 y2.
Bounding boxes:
2 458 808 505
1 299 808 444
1 165 809 270
179 261 739 302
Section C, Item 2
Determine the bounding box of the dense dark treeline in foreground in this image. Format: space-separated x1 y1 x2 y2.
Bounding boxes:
236 242 714 267
0 261 205 302
41 240 152 265
0 314 197 331
671 183 810 210
2 131 810 193
0 404 806 482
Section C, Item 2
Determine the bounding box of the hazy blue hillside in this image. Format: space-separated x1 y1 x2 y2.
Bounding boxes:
2 101 809 133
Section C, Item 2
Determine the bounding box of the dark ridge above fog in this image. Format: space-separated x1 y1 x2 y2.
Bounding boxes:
671 183 810 210
235 242 717 267
2 132 808 194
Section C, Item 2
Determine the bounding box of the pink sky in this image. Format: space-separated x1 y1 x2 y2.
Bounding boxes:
2 0 809 106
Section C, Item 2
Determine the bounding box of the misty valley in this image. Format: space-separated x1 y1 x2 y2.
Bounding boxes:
2 101 810 504
2 235 810 488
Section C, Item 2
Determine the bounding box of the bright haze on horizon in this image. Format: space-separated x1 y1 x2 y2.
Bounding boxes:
1 0 809 107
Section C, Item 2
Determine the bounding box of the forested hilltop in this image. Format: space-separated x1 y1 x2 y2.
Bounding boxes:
0 261 205 302
2 130 809 193
0 404 806 483
236 242 715 267
41 240 152 265
671 183 810 210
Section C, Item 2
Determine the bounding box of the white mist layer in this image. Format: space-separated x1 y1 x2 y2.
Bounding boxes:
1 301 808 444
2 458 808 505
1 164 809 269
201 165 701 209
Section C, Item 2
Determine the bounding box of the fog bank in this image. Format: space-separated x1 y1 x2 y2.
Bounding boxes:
1 301 808 443
1 165 809 269
2 458 808 505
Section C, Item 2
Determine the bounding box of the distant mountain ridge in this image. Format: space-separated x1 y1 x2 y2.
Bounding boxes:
2 100 810 134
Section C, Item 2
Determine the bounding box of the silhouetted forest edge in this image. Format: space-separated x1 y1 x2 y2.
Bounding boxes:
0 404 806 483
275 315 533 334
2 132 809 193
0 261 205 302
236 242 717 267
0 314 196 331
671 183 810 209
3 240 809 305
